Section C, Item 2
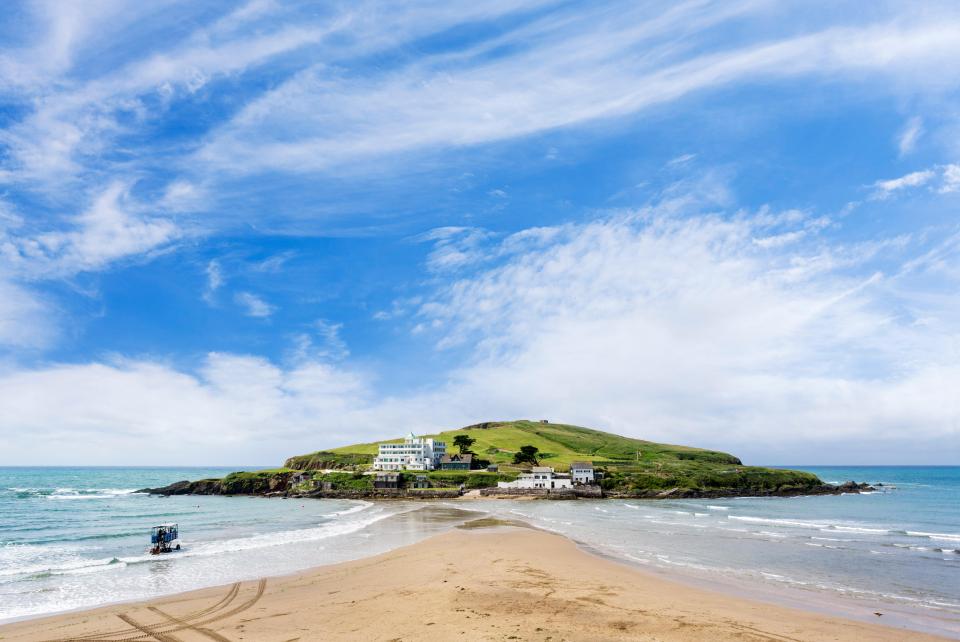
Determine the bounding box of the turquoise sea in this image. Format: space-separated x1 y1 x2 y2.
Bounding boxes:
1 466 958 636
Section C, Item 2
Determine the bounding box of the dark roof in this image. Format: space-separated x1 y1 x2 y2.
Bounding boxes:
375 472 400 479
569 461 594 470
441 453 473 464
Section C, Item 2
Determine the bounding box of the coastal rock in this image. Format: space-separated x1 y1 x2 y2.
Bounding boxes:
137 479 224 495
838 480 876 492
140 477 878 501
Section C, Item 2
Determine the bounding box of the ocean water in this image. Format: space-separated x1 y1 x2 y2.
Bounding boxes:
482 466 960 634
0 467 467 623
1 466 958 635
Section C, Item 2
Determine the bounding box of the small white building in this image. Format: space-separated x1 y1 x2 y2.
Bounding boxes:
498 466 572 490
372 432 447 471
569 461 595 485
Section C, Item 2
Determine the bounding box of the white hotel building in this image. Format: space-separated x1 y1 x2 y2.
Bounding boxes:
372 432 447 471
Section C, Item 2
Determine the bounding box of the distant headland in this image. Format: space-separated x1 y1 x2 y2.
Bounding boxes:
140 420 874 499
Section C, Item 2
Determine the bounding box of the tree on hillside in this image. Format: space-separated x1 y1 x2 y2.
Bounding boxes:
453 434 476 454
512 445 540 466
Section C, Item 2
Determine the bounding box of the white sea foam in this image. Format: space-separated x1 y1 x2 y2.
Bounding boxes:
623 553 651 565
0 553 121 580
50 488 138 500
329 501 371 517
830 525 887 534
906 531 960 542
171 509 393 560
728 515 828 529
891 543 930 551
7 487 138 500
0 503 388 582
706 505 729 511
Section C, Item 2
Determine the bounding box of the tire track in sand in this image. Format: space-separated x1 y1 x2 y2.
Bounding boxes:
146 606 231 642
43 580 265 642
55 582 241 641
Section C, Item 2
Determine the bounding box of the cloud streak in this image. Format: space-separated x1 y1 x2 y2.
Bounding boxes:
2 197 957 464
234 291 275 318
196 11 960 174
1 2 959 466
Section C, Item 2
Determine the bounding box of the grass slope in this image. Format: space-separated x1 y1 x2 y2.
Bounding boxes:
289 420 740 470
285 420 824 496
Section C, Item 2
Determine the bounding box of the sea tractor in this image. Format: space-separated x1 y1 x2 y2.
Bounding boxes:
149 523 181 554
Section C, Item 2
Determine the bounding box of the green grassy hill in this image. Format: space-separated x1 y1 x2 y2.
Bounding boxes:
288 420 740 470
284 420 826 497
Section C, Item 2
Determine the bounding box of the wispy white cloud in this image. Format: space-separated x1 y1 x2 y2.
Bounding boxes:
410 205 959 459
251 251 297 273
418 226 493 273
289 319 348 362
2 196 957 464
0 0 134 89
939 164 960 193
752 229 807 248
667 153 697 166
871 169 936 198
870 164 960 198
203 259 224 304
3 182 179 276
0 277 57 350
234 291 275 317
2 2 960 465
160 180 207 212
195 11 960 174
0 3 342 190
0 182 180 352
897 116 923 155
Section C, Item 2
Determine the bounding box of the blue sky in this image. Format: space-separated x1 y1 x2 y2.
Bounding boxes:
1 0 958 465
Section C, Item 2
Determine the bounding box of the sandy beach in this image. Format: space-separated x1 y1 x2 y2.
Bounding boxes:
1 519 950 642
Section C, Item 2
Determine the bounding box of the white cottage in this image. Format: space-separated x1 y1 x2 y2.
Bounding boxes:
498 466 572 490
372 432 447 471
569 461 595 485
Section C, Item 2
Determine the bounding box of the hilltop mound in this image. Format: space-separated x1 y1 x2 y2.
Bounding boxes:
284 420 826 498
144 420 856 499
286 419 741 470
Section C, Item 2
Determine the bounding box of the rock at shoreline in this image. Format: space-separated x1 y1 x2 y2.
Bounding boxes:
838 480 876 492
139 477 879 500
138 479 221 495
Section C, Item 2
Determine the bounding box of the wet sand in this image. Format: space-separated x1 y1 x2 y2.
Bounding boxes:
0 522 951 641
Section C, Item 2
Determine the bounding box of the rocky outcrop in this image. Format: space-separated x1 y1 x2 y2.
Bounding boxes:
138 479 463 500
138 479 223 495
837 480 876 493
140 473 875 501
138 472 294 496
604 481 875 499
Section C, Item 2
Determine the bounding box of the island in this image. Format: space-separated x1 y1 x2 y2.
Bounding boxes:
141 420 873 499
